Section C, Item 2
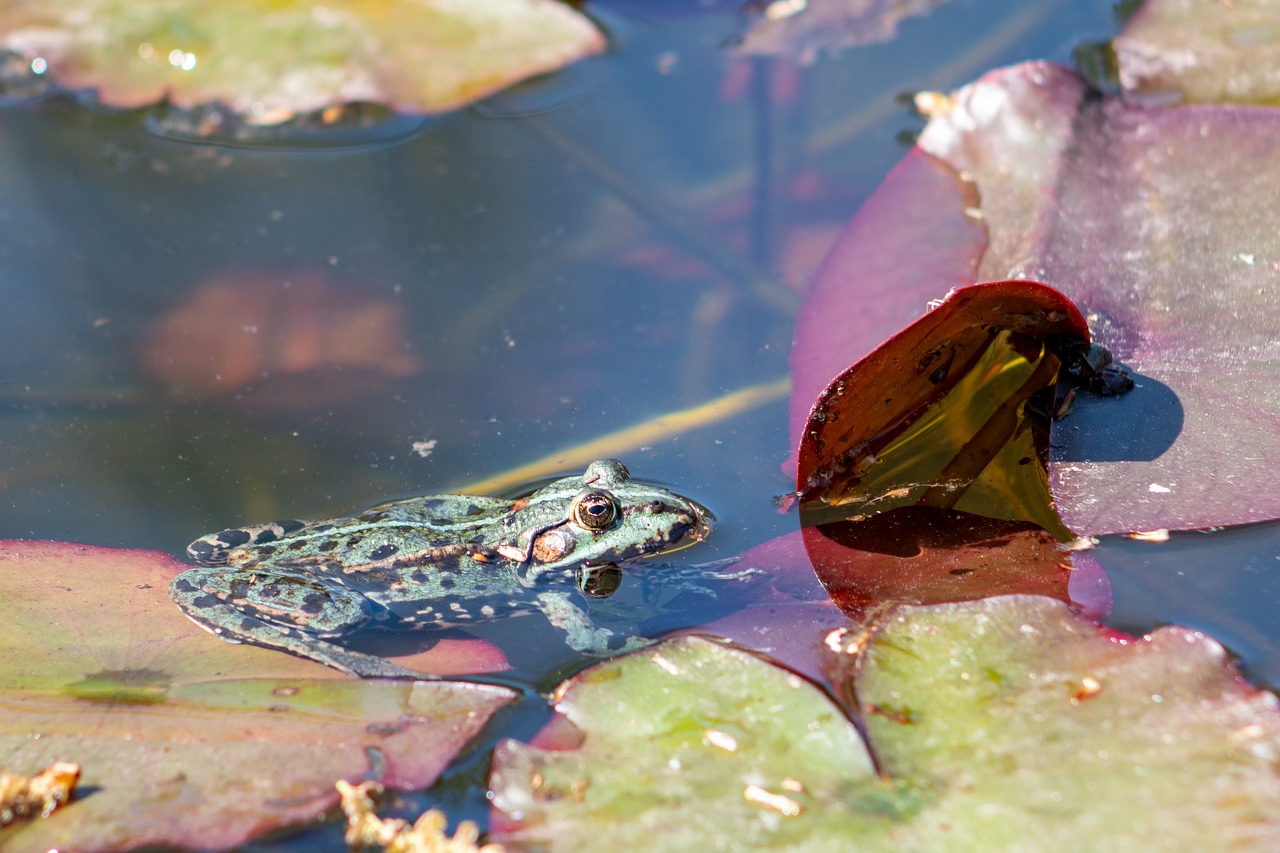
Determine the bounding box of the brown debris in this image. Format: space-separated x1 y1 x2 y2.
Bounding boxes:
336 780 505 853
0 762 80 826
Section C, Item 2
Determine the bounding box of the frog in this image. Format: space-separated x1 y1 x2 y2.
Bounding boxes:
169 459 712 678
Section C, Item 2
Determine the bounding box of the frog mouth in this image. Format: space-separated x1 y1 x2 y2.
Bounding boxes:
661 498 714 554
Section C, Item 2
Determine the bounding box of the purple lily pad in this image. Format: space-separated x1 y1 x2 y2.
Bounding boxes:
792 60 1280 535
1115 0 1280 105
0 540 514 852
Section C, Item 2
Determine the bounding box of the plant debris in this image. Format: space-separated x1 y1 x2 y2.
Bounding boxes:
0 762 80 826
337 780 505 853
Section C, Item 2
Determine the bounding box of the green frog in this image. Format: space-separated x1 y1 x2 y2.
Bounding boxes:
169 459 712 678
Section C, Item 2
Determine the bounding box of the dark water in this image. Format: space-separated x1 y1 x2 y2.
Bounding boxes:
6 0 1271 848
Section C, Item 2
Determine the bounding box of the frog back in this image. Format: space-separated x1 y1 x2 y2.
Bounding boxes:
187 493 515 568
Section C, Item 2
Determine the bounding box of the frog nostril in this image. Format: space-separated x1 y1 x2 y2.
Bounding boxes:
648 500 664 512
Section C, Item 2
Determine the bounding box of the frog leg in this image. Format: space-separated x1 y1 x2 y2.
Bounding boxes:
534 591 654 656
169 568 430 679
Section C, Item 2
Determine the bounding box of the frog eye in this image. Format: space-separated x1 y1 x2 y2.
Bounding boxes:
572 491 620 531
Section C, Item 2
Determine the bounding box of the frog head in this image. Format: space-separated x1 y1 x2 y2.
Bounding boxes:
497 459 712 582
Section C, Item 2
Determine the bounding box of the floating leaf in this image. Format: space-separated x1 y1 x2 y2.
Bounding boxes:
1115 0 1280 105
490 602 1280 850
851 595 1280 848
793 60 1280 534
916 62 1280 533
735 0 950 64
0 0 604 123
0 540 514 852
489 636 885 851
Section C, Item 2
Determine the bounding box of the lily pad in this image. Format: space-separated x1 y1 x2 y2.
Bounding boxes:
489 636 885 851
792 60 1280 534
795 280 1090 537
1115 0 1280 105
0 540 515 852
917 62 1280 534
490 602 1280 850
0 0 604 123
853 595 1280 848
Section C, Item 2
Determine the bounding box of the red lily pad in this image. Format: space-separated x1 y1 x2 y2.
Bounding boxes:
792 60 1280 535
0 0 603 124
0 540 514 852
797 280 1089 537
1115 0 1280 105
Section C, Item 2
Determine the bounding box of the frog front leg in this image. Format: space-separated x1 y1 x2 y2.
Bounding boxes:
534 591 653 657
169 567 428 679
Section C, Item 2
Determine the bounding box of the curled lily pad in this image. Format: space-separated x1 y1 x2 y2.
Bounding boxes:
0 0 604 123
0 540 514 852
793 60 1280 535
490 602 1280 850
787 147 987 474
916 62 1280 533
795 280 1090 537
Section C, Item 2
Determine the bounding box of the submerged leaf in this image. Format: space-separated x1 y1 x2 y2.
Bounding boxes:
802 509 1111 618
139 270 421 406
0 541 514 852
0 0 604 122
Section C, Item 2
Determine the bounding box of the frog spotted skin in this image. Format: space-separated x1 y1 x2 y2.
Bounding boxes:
169 460 712 678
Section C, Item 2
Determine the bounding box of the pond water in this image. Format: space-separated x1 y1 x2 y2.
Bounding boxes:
4 0 1277 848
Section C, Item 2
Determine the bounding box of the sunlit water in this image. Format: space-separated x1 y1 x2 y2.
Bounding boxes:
5 1 1271 848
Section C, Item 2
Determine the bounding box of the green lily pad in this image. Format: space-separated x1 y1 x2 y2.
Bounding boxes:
855 595 1280 848
0 540 515 852
489 636 886 851
490 601 1280 850
0 0 603 123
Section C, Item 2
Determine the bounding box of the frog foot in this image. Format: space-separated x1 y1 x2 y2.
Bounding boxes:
170 569 430 679
534 590 652 657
